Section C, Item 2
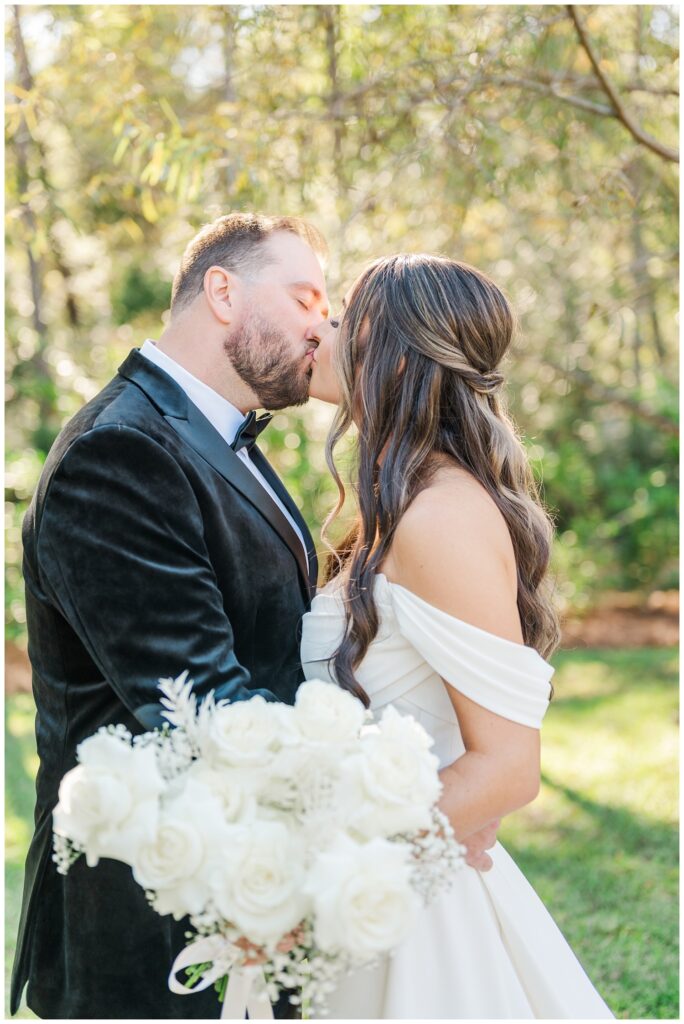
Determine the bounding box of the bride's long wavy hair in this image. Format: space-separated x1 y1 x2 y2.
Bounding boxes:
322 253 560 708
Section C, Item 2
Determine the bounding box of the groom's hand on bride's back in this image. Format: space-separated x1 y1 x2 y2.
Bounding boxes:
461 818 500 872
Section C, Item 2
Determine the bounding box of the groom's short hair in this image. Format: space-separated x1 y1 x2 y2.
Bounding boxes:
170 212 328 315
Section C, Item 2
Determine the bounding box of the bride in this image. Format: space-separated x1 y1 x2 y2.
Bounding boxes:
301 253 614 1019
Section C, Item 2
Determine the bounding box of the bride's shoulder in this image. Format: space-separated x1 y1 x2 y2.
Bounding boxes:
395 462 513 557
382 462 522 643
418 461 505 516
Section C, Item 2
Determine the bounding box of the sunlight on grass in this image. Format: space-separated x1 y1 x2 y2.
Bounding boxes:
551 660 625 699
5 813 32 861
7 704 36 737
538 650 678 823
5 693 38 1018
499 648 678 1020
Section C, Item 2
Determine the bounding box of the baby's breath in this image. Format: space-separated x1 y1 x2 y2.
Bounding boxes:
52 833 83 875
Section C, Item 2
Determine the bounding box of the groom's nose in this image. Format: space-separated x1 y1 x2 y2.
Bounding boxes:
305 325 322 347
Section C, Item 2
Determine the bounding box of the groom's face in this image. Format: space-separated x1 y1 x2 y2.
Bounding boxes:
224 232 329 410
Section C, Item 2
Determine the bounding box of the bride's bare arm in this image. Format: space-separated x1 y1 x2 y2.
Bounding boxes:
382 469 543 845
437 692 541 842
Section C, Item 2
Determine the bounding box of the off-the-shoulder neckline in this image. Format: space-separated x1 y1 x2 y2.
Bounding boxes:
316 572 546 657
372 571 549 662
312 573 553 672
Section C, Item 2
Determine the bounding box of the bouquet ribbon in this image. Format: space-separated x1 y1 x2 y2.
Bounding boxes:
168 934 274 1020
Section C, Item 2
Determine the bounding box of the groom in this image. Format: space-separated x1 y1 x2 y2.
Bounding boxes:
11 213 329 1019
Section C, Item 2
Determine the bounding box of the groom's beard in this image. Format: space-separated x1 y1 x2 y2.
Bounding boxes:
224 311 312 411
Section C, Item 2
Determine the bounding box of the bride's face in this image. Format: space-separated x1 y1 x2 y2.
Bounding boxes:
309 287 372 408
308 301 345 405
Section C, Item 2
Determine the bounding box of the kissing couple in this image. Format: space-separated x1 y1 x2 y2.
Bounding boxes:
13 212 613 1019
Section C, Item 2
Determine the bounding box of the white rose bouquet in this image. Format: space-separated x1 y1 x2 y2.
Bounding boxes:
53 674 465 1018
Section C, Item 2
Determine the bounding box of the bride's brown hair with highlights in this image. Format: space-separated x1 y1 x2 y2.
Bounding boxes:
322 253 560 708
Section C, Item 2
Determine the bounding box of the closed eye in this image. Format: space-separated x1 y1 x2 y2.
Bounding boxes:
297 298 309 310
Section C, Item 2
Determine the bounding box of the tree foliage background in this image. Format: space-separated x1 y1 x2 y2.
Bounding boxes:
5 3 679 642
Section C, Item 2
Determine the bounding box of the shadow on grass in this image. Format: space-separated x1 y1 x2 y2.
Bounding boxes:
503 773 679 1020
539 771 678 857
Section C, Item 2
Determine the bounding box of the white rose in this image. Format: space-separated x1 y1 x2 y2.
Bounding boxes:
199 696 281 768
261 744 321 810
304 834 420 957
344 707 441 838
211 819 309 946
262 744 357 847
292 679 366 745
53 732 165 866
132 779 230 919
187 762 257 823
376 704 436 754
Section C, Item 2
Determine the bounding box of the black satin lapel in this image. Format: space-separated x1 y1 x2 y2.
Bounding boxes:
164 403 311 593
250 448 319 594
117 348 187 418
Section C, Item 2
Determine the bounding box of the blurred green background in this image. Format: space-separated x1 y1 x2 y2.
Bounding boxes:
5 4 678 1019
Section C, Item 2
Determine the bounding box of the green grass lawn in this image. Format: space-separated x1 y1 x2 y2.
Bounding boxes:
5 647 679 1019
499 648 679 1020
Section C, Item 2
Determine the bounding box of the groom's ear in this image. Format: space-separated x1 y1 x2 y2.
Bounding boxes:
203 264 238 324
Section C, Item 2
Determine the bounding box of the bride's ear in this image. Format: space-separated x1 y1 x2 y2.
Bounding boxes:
398 355 407 377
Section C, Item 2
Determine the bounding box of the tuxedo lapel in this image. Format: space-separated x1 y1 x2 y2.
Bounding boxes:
118 349 312 597
251 447 319 594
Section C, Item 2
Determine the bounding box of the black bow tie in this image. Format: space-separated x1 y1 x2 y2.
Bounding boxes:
231 411 273 454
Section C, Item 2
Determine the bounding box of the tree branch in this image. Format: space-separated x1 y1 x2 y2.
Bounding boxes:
486 74 614 115
12 5 80 327
567 5 678 163
270 68 668 134
527 68 678 98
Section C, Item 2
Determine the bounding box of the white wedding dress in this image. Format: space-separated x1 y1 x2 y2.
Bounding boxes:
300 572 614 1020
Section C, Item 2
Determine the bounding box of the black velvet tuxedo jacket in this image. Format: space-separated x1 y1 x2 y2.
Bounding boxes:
11 349 318 1019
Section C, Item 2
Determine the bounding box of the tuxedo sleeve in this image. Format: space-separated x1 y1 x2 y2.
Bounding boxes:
35 424 277 728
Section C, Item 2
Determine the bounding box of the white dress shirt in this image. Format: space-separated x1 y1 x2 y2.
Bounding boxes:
140 340 309 563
